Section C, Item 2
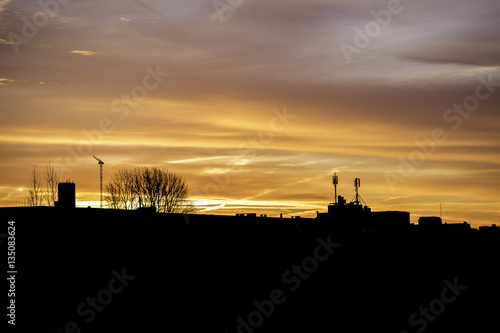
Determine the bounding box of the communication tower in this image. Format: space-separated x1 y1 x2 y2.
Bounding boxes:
332 173 339 204
351 177 367 206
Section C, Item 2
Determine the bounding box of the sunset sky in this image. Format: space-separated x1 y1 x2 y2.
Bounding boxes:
1 0 499 227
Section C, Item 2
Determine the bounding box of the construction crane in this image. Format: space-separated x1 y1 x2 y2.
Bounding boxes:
93 156 104 208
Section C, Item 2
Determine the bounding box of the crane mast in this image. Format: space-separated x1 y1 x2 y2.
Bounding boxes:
93 156 104 208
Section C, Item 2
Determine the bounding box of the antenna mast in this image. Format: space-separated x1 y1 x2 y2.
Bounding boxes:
332 172 339 204
351 178 367 206
93 156 104 208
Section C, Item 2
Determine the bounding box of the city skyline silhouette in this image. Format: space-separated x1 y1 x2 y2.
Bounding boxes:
1 1 499 331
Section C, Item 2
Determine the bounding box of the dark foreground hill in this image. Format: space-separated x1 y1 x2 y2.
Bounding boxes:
2 207 499 332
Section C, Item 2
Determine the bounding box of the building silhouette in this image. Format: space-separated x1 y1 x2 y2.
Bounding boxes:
54 181 75 209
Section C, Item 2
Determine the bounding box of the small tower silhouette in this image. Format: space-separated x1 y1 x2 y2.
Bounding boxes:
332 172 339 204
55 181 75 209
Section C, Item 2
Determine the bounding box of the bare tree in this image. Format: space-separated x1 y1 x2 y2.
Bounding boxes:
105 167 194 213
44 162 60 206
161 171 192 213
105 169 140 210
25 166 44 206
105 182 121 209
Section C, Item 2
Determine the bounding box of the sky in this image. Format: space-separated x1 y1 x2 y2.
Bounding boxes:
0 0 499 227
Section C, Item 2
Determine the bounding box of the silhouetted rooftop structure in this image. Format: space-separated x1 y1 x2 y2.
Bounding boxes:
54 181 75 209
418 216 442 228
43 177 496 236
479 224 499 232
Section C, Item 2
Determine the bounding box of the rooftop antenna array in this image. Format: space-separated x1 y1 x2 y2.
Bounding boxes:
351 177 367 206
332 172 339 204
93 156 104 208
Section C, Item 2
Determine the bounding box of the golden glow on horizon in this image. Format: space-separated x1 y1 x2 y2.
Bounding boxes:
70 50 96 56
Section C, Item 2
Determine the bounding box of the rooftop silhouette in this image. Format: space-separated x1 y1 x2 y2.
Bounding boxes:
2 176 499 332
